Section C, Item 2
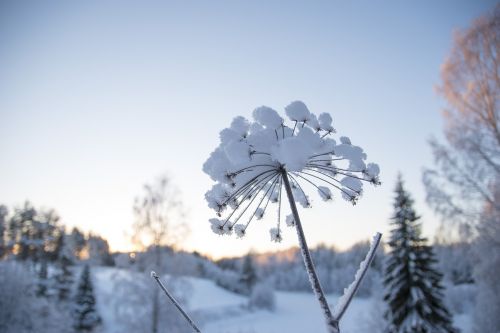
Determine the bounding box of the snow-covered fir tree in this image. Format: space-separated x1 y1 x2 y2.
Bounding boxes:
0 205 7 259
240 253 258 294
53 234 74 301
384 176 457 333
37 260 49 297
73 264 101 332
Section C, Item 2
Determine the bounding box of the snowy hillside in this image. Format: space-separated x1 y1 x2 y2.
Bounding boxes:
92 267 472 333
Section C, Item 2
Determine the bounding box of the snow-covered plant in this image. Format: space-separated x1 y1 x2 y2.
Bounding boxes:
151 271 201 333
248 281 276 311
203 101 382 332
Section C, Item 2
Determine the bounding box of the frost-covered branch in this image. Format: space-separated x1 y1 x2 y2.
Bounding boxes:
151 271 202 333
332 232 382 321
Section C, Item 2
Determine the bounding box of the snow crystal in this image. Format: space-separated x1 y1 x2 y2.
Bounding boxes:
252 106 283 129
318 113 334 133
270 137 311 172
285 101 311 123
255 208 265 220
366 163 380 176
209 218 225 235
286 214 295 227
224 141 251 164
234 224 246 238
317 186 332 201
223 223 233 235
291 186 311 208
270 228 282 242
339 136 351 144
219 128 242 145
230 116 250 137
308 113 321 131
296 126 323 150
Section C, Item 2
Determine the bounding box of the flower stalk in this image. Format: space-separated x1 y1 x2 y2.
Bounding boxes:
203 101 384 332
282 169 340 333
151 271 202 333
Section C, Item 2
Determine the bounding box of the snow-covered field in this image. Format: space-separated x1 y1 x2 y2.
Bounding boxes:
93 267 471 333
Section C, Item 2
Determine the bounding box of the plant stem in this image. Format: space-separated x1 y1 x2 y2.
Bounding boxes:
281 170 340 333
332 232 382 321
151 271 202 333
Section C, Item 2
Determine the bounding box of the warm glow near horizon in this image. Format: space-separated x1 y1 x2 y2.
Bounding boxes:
0 0 496 260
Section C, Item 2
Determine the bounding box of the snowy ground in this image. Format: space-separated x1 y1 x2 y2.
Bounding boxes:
93 267 471 333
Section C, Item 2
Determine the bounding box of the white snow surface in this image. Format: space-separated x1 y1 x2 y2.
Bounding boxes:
92 266 472 333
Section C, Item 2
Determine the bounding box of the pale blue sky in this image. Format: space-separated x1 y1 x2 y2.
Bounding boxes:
0 1 496 258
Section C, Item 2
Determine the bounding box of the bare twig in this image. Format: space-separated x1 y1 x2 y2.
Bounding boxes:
332 232 382 321
151 271 202 333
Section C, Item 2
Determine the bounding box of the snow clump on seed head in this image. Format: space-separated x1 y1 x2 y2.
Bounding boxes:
203 101 381 241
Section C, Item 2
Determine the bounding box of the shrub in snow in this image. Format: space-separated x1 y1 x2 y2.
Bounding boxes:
434 242 474 285
0 261 40 332
444 283 476 315
215 267 247 295
239 254 258 294
0 261 71 333
203 101 382 333
248 281 276 311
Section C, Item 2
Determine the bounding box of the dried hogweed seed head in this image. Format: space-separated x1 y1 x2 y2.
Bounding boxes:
203 101 381 241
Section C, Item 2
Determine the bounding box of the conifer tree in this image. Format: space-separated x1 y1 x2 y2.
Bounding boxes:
240 253 258 294
0 205 7 259
73 264 101 332
384 176 457 333
37 260 49 297
54 234 74 301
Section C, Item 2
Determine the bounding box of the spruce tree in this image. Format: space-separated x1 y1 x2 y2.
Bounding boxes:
384 176 457 333
37 260 49 297
73 264 101 332
240 253 258 294
0 205 7 259
53 234 74 301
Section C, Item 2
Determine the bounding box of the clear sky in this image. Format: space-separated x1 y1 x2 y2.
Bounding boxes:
0 0 496 258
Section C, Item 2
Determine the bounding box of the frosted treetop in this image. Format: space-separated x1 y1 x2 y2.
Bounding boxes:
203 101 380 241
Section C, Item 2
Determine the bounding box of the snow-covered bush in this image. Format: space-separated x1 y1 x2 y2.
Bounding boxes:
444 283 476 315
248 281 276 311
0 261 71 333
214 267 247 295
434 242 475 285
0 261 39 332
114 252 134 268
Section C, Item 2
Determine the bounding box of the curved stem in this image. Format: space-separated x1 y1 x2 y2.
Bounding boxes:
281 170 340 333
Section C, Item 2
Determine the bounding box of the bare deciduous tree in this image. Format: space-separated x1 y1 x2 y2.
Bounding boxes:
424 7 500 332
423 6 500 239
132 176 188 333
